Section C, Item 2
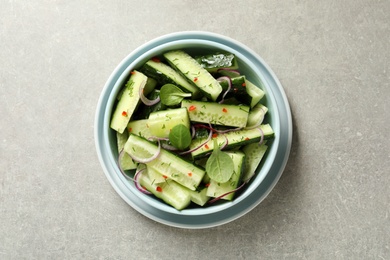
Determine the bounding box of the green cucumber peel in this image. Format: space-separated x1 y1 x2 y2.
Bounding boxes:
205 138 234 183
160 84 191 106
169 124 192 150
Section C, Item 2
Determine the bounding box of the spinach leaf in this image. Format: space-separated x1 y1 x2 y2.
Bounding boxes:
205 138 234 183
160 84 191 106
169 124 192 150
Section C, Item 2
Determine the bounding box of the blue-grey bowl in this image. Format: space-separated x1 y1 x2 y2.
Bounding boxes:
95 31 292 229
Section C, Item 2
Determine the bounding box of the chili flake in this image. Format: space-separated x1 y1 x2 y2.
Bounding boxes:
204 144 209 149
128 127 132 132
130 71 136 75
222 108 228 113
188 172 192 177
156 186 162 192
193 77 198 82
188 105 196 111
162 175 168 179
212 133 218 138
205 183 210 187
242 82 246 87
151 57 160 62
122 111 128 117
245 137 250 141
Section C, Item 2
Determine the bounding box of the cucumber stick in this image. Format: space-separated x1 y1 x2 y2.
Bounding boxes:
110 71 148 133
195 52 238 73
190 124 274 159
164 50 223 101
247 104 268 127
245 79 265 108
206 151 245 200
140 59 202 98
181 100 249 128
116 131 137 170
124 134 205 191
242 141 268 182
127 119 153 140
148 107 190 138
138 165 191 210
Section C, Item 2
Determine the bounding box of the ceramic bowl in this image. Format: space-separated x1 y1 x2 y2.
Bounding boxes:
95 31 292 228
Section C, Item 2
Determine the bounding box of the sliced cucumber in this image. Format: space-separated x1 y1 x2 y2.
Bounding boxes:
127 119 153 140
116 131 137 170
138 165 191 210
245 79 265 108
189 124 274 159
195 52 238 73
148 107 190 138
206 151 245 201
241 141 268 182
189 187 210 206
164 50 223 101
110 71 149 133
140 59 202 98
247 103 268 127
181 100 249 128
124 134 205 191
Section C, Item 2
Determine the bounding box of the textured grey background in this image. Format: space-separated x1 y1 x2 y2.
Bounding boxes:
1 1 389 259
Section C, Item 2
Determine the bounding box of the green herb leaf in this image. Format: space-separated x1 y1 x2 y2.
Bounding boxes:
169 124 192 150
205 139 234 183
160 84 191 106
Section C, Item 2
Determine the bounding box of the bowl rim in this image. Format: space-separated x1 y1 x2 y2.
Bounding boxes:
94 31 292 228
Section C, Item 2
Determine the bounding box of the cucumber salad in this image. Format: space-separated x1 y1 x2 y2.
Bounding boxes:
110 50 274 210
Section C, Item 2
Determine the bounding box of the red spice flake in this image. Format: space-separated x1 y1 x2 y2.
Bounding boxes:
242 82 246 87
130 71 136 75
162 175 168 179
188 105 196 111
122 111 128 117
205 183 210 187
245 137 250 141
188 172 192 177
193 77 198 82
128 127 133 132
204 144 209 149
156 186 163 192
151 57 160 63
212 133 218 138
222 108 228 113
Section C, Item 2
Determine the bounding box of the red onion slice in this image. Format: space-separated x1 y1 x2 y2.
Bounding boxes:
134 168 152 194
217 76 232 104
128 140 161 163
217 68 241 76
208 180 248 204
139 84 160 106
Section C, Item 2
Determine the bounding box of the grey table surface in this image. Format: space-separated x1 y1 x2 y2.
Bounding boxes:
1 1 389 259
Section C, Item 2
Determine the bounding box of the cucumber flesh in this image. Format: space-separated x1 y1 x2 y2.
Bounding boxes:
127 119 153 140
206 151 245 200
189 187 210 206
148 107 190 138
245 79 265 108
124 134 205 191
110 71 149 133
181 100 249 128
116 131 137 170
189 124 274 159
141 59 202 98
241 141 268 182
247 104 268 127
138 165 191 210
164 50 223 101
